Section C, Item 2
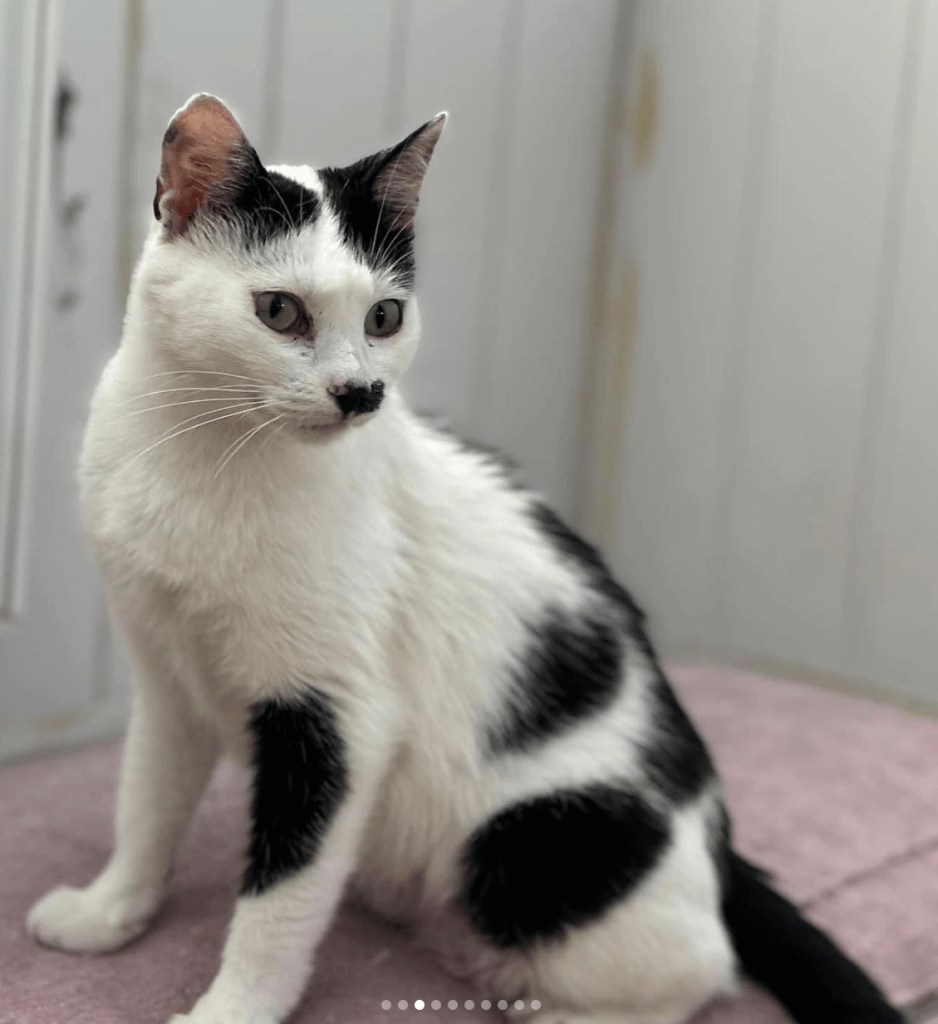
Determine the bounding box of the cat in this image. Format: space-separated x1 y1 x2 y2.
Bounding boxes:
26 94 903 1024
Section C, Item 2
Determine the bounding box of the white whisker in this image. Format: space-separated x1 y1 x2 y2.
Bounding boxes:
116 386 259 407
125 403 263 469
213 414 283 479
122 395 263 417
369 151 406 263
140 370 268 384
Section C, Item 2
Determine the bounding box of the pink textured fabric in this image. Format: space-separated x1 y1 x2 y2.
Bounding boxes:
672 664 938 1010
0 665 935 1024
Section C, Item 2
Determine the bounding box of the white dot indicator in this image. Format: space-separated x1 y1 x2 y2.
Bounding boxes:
481 1001 491 1010
381 1000 392 1010
432 1000 441 1010
415 1000 425 1010
448 1001 458 1010
399 1001 408 1010
514 1001 525 1010
530 1000 541 1010
465 1001 474 1010
498 1000 508 1010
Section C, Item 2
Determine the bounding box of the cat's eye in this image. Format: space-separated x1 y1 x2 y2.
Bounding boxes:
364 299 403 339
255 291 307 334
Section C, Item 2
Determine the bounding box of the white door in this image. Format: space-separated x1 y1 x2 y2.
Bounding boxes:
0 0 621 762
0 0 130 762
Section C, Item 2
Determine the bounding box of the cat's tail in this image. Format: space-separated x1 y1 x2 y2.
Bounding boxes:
722 850 906 1024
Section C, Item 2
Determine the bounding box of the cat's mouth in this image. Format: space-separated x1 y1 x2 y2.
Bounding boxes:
290 410 379 441
294 421 346 440
285 414 359 444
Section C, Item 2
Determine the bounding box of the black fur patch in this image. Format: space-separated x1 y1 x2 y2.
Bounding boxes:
319 158 415 289
487 604 625 755
418 415 523 484
642 669 715 804
529 502 716 804
708 800 733 896
724 851 904 1023
228 157 322 248
454 438 520 481
481 502 640 755
159 142 322 248
529 503 648 626
462 784 671 947
241 689 348 896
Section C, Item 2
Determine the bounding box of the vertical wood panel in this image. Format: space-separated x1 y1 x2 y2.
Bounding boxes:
596 0 766 647
0 0 131 759
477 0 618 515
397 0 513 430
276 0 397 168
860 1 938 702
0 0 57 618
722 0 911 671
128 0 274 258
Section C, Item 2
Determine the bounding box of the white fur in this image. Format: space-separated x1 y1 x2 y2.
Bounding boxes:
27 150 738 1024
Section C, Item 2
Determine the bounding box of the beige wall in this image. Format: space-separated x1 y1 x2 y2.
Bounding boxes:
0 0 621 761
588 0 938 709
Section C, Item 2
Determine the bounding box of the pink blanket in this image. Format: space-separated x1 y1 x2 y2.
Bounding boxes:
1 666 936 1023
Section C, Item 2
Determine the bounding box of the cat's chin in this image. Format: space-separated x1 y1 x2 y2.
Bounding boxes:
290 422 349 444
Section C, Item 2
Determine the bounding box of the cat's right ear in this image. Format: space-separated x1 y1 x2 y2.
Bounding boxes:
153 94 259 236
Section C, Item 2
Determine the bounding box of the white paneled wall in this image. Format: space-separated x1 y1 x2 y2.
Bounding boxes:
127 0 618 512
590 0 938 707
0 0 131 761
0 0 619 761
0 0 58 621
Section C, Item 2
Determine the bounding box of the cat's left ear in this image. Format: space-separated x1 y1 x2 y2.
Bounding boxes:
153 93 260 235
372 113 447 232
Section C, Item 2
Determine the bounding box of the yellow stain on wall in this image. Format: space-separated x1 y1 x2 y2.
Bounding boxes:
30 706 85 737
595 258 639 549
629 50 659 172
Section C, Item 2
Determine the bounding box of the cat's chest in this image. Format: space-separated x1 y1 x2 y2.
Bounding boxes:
84 439 397 700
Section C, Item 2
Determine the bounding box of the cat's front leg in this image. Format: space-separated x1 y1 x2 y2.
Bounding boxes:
27 623 219 953
166 687 392 1024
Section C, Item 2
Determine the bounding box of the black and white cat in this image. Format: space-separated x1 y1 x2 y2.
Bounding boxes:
27 95 902 1024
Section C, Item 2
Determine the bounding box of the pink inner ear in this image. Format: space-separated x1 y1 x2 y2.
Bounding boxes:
156 98 245 234
374 116 446 233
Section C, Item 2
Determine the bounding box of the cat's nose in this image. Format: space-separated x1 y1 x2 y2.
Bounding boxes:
330 380 385 417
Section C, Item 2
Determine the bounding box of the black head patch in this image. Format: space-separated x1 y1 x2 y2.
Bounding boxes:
153 94 321 247
319 115 446 289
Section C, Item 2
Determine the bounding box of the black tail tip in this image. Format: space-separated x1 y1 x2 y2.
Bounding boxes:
722 851 906 1024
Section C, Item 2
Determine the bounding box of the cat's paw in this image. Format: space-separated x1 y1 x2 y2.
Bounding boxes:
166 1010 276 1024
165 991 278 1024
27 882 160 954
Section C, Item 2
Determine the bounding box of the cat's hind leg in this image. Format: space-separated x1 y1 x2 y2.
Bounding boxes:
465 795 737 1024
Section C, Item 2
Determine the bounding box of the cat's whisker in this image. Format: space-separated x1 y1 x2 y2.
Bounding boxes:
371 219 413 278
212 413 283 479
140 370 269 385
116 386 260 407
146 400 261 449
125 403 263 468
248 205 294 232
368 152 406 263
122 395 264 417
259 185 298 234
257 416 287 456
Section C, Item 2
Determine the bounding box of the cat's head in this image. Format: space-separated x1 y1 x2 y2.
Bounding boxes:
134 93 445 442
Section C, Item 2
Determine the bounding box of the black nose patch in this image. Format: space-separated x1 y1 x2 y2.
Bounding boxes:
333 380 385 417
